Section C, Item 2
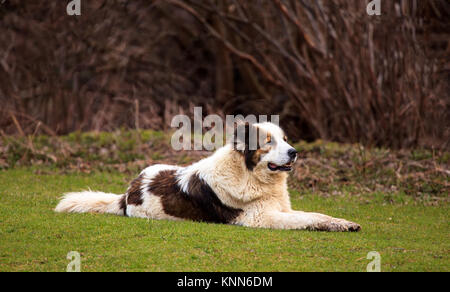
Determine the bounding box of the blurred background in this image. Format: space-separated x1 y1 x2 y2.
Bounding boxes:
0 0 448 149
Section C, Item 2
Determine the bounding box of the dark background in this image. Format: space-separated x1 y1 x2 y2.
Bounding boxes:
0 0 448 149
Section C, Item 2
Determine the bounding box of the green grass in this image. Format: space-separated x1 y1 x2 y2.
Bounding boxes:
1 168 448 272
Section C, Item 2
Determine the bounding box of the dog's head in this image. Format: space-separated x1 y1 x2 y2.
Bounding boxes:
232 122 297 173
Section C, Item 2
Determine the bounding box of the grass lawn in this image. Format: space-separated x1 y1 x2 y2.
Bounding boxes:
0 168 448 272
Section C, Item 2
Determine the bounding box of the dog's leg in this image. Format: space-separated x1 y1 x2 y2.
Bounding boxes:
292 211 361 232
259 210 361 232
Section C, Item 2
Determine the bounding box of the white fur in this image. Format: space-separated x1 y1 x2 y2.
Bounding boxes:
55 191 124 215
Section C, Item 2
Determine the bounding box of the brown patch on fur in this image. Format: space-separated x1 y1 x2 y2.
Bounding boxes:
148 170 242 223
256 147 270 156
244 148 270 170
232 123 268 171
118 195 127 216
126 175 144 206
244 150 257 171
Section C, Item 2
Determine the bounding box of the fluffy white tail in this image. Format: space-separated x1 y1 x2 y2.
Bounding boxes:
55 191 125 215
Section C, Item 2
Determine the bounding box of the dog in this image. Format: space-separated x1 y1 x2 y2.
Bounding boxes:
55 122 361 232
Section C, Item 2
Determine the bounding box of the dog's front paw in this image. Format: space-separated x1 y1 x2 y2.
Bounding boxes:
337 219 361 232
309 218 361 232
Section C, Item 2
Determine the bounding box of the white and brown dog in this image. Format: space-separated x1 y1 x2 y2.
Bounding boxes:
55 122 361 232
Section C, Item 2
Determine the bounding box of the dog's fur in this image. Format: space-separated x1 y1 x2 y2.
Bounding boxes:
55 122 361 232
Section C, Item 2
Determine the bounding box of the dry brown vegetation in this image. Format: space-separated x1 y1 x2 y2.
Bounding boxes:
0 0 449 149
0 130 448 204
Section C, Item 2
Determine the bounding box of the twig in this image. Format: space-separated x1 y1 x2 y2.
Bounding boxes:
166 0 283 88
134 98 140 131
9 112 25 137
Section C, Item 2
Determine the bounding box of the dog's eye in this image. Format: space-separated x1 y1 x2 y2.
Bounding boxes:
283 136 288 142
265 134 272 145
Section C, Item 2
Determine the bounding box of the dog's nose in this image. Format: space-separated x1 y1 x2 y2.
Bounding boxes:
288 148 298 160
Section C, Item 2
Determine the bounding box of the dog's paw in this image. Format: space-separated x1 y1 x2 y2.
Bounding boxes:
330 218 361 232
340 219 361 232
309 218 361 232
346 221 362 232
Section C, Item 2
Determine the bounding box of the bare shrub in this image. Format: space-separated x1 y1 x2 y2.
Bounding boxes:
0 0 448 149
166 0 449 149
0 1 216 134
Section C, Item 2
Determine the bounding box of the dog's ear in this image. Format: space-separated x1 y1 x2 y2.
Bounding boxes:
232 122 259 152
232 122 262 171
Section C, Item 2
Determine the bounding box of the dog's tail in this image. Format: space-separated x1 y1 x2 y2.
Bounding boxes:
55 191 125 215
